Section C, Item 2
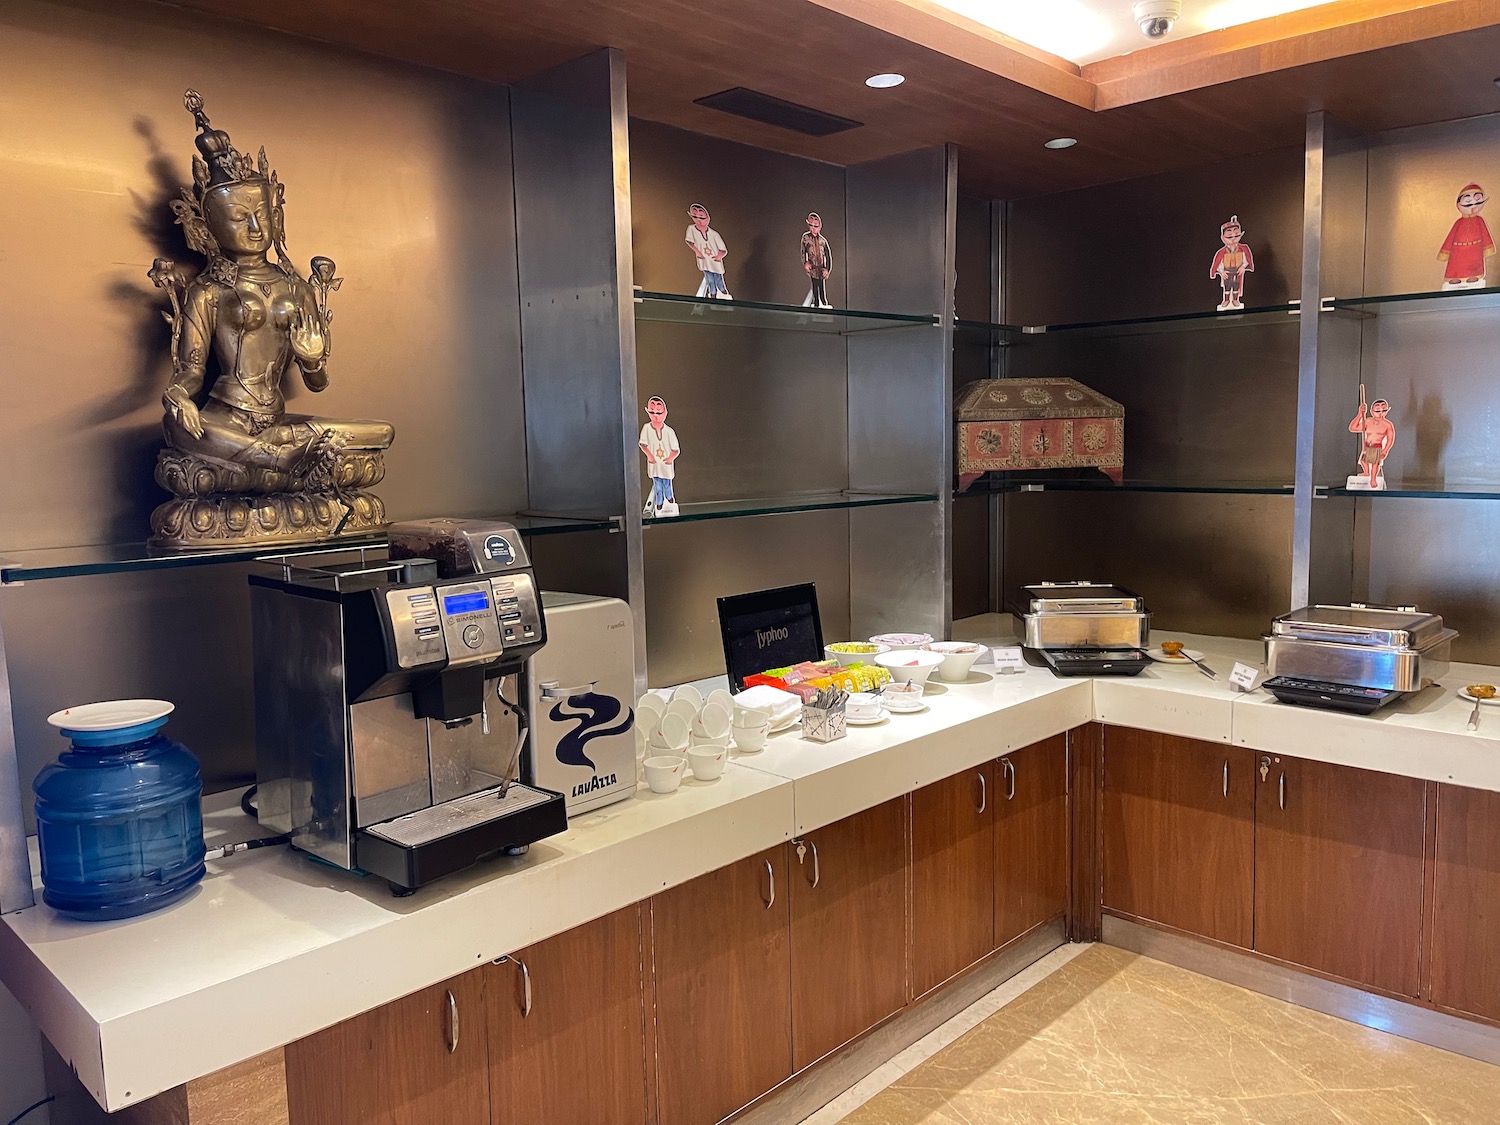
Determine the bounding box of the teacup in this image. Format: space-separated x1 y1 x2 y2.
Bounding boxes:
845 692 883 721
732 714 771 752
649 713 690 751
706 688 735 713
691 731 731 749
695 701 731 739
665 697 698 727
643 755 687 794
671 684 704 710
636 693 666 725
688 746 727 781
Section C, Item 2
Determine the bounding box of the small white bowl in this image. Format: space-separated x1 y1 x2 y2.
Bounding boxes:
845 692 885 721
824 642 891 667
875 649 945 687
644 755 687 794
923 641 986 682
883 682 927 711
870 632 935 651
688 746 727 781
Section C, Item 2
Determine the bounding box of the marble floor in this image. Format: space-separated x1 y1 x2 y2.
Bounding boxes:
803 945 1500 1125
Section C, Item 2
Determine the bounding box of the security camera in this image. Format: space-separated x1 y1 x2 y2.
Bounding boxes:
1132 0 1181 39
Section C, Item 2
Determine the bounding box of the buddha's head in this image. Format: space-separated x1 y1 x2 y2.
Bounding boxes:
174 90 286 270
204 180 274 258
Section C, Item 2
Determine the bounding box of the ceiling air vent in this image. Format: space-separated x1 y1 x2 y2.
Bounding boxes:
694 88 863 137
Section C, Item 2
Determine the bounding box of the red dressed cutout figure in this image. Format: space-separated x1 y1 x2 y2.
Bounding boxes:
1347 384 1394 491
1209 216 1254 311
1439 183 1493 291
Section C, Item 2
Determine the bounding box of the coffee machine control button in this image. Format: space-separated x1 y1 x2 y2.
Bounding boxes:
462 624 485 649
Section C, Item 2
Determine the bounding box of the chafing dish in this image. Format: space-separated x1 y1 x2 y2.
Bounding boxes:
1021 582 1151 651
1263 603 1456 694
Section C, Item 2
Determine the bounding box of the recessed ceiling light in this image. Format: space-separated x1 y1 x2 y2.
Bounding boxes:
1044 137 1078 150
865 73 905 89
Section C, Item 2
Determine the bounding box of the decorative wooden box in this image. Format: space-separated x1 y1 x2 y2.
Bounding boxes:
954 378 1124 491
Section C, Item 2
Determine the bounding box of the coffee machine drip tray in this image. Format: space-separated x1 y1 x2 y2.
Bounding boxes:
355 783 567 893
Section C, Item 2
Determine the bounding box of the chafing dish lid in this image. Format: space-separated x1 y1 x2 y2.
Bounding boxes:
1270 604 1447 648
1024 582 1145 614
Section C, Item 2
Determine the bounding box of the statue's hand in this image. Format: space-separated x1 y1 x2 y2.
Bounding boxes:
289 306 326 368
165 386 205 440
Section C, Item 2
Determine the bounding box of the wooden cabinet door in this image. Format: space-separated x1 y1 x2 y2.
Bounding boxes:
912 764 994 998
286 971 489 1125
1254 754 1426 996
488 906 648 1125
995 735 1069 948
1428 784 1500 1020
1102 729 1255 948
790 797 909 1071
651 846 792 1125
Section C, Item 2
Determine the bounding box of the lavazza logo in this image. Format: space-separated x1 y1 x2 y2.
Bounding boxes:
573 773 618 798
756 625 789 649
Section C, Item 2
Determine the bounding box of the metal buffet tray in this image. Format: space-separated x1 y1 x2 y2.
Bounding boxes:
1264 603 1456 692
1021 582 1151 650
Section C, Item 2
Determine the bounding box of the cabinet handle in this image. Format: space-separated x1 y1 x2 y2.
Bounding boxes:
1002 757 1016 800
976 770 987 814
762 859 775 909
806 839 820 888
1223 760 1229 798
445 989 459 1054
516 956 532 1017
1279 773 1286 811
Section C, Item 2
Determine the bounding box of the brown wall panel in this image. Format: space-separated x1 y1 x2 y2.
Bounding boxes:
0 0 527 799
1004 492 1293 637
643 511 850 688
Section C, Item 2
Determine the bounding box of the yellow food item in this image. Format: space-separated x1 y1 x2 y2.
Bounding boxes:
1161 641 1185 656
1468 683 1497 700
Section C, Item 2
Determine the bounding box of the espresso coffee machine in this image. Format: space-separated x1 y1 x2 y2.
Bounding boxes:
249 519 566 893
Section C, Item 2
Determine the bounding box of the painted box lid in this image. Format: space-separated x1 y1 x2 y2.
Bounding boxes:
954 378 1124 422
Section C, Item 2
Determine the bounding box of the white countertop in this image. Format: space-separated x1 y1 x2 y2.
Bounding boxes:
7 614 1500 1110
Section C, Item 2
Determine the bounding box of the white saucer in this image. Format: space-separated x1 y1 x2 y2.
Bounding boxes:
47 699 174 731
1460 687 1500 705
1147 647 1205 664
845 711 889 726
883 701 929 715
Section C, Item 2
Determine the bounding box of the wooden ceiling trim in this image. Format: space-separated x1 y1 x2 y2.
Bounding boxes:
1087 0 1500 109
803 0 1097 108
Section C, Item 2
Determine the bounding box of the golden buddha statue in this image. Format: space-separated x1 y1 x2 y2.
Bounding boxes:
147 90 394 548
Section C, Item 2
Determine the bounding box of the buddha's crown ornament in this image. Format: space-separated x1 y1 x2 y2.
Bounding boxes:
184 89 263 189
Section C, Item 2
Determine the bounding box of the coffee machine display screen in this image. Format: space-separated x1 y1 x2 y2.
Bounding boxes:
442 590 492 616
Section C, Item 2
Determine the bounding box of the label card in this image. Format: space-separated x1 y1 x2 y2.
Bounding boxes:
993 646 1028 674
1229 662 1260 692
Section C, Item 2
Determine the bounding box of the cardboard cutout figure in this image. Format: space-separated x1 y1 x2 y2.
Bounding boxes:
801 212 834 309
685 203 731 300
639 396 681 518
1347 384 1394 491
1439 183 1494 291
1209 216 1255 311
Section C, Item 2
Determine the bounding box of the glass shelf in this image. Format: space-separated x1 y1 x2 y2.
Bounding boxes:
641 491 936 526
958 472 1294 497
1319 484 1500 501
1022 301 1304 337
0 514 620 584
954 319 1023 346
633 291 938 334
1329 286 1500 315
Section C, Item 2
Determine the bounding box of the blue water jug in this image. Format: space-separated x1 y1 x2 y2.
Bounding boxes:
34 700 206 921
